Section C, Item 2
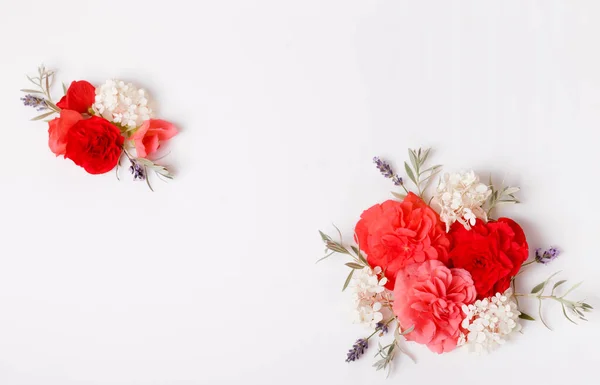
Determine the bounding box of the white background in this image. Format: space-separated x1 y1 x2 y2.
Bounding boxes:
1 1 600 384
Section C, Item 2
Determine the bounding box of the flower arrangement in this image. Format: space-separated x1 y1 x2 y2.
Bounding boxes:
21 65 177 190
318 148 592 376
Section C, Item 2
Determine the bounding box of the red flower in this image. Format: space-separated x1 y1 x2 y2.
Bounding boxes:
56 81 95 113
48 110 83 156
64 116 124 174
355 193 451 290
448 218 529 299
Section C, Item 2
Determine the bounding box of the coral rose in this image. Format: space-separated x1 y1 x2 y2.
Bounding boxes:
56 80 95 114
393 260 476 354
448 218 529 299
48 110 83 156
130 119 178 158
355 193 451 290
64 116 124 174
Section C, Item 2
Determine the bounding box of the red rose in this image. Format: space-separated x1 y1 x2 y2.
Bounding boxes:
64 116 124 174
57 80 95 113
47 110 83 156
448 218 528 299
355 192 451 290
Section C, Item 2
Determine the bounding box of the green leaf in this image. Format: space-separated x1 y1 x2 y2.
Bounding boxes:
421 164 442 174
420 148 431 166
20 88 43 94
404 162 417 185
342 269 354 291
391 191 406 200
400 325 415 335
345 262 364 269
561 281 583 298
582 303 594 310
318 230 331 242
408 150 419 173
325 241 348 254
538 298 552 330
350 246 368 265
315 252 334 264
31 111 56 121
531 282 545 294
62 82 68 94
552 280 567 295
561 304 577 325
518 312 536 321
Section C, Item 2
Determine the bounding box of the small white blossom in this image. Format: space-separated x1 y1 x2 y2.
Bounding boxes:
458 289 521 354
93 79 153 129
433 170 491 231
349 266 392 328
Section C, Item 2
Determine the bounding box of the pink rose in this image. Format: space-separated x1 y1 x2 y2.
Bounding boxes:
393 260 476 354
131 119 178 158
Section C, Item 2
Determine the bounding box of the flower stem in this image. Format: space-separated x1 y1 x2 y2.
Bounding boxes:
366 317 396 341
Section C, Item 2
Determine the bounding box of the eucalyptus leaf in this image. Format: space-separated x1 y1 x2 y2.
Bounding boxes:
342 269 354 291
552 280 567 295
404 162 417 185
408 150 418 173
503 187 520 195
31 111 55 121
20 88 43 94
518 312 536 321
561 281 583 298
391 191 406 200
531 282 545 294
562 304 577 325
319 230 331 242
345 262 364 269
421 148 431 166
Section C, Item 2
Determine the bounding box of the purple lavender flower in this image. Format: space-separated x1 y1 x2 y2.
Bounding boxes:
129 160 146 181
373 157 403 186
375 321 389 334
535 247 560 264
345 338 368 362
21 94 48 111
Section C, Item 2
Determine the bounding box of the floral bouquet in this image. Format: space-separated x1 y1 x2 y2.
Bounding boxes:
21 65 177 190
318 149 592 376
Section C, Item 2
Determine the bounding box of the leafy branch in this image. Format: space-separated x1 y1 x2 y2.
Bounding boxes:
485 175 520 218
403 148 442 199
515 271 593 329
21 65 61 120
372 323 415 377
318 228 368 291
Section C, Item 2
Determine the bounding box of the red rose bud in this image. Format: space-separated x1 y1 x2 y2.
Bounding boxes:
448 218 529 299
56 80 96 113
64 116 124 174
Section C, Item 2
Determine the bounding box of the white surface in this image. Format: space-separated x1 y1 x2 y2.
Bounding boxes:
1 1 600 384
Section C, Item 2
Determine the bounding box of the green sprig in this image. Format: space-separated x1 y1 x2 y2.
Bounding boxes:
516 272 593 329
403 148 442 199
486 175 520 218
317 228 368 291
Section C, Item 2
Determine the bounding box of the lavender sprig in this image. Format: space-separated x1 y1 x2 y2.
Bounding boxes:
375 321 389 335
21 94 48 111
346 339 368 362
535 247 560 264
129 159 146 181
373 157 404 187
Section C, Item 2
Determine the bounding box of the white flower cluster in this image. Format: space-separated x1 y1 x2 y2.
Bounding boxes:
93 80 153 129
349 266 392 328
458 290 521 354
433 170 491 231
